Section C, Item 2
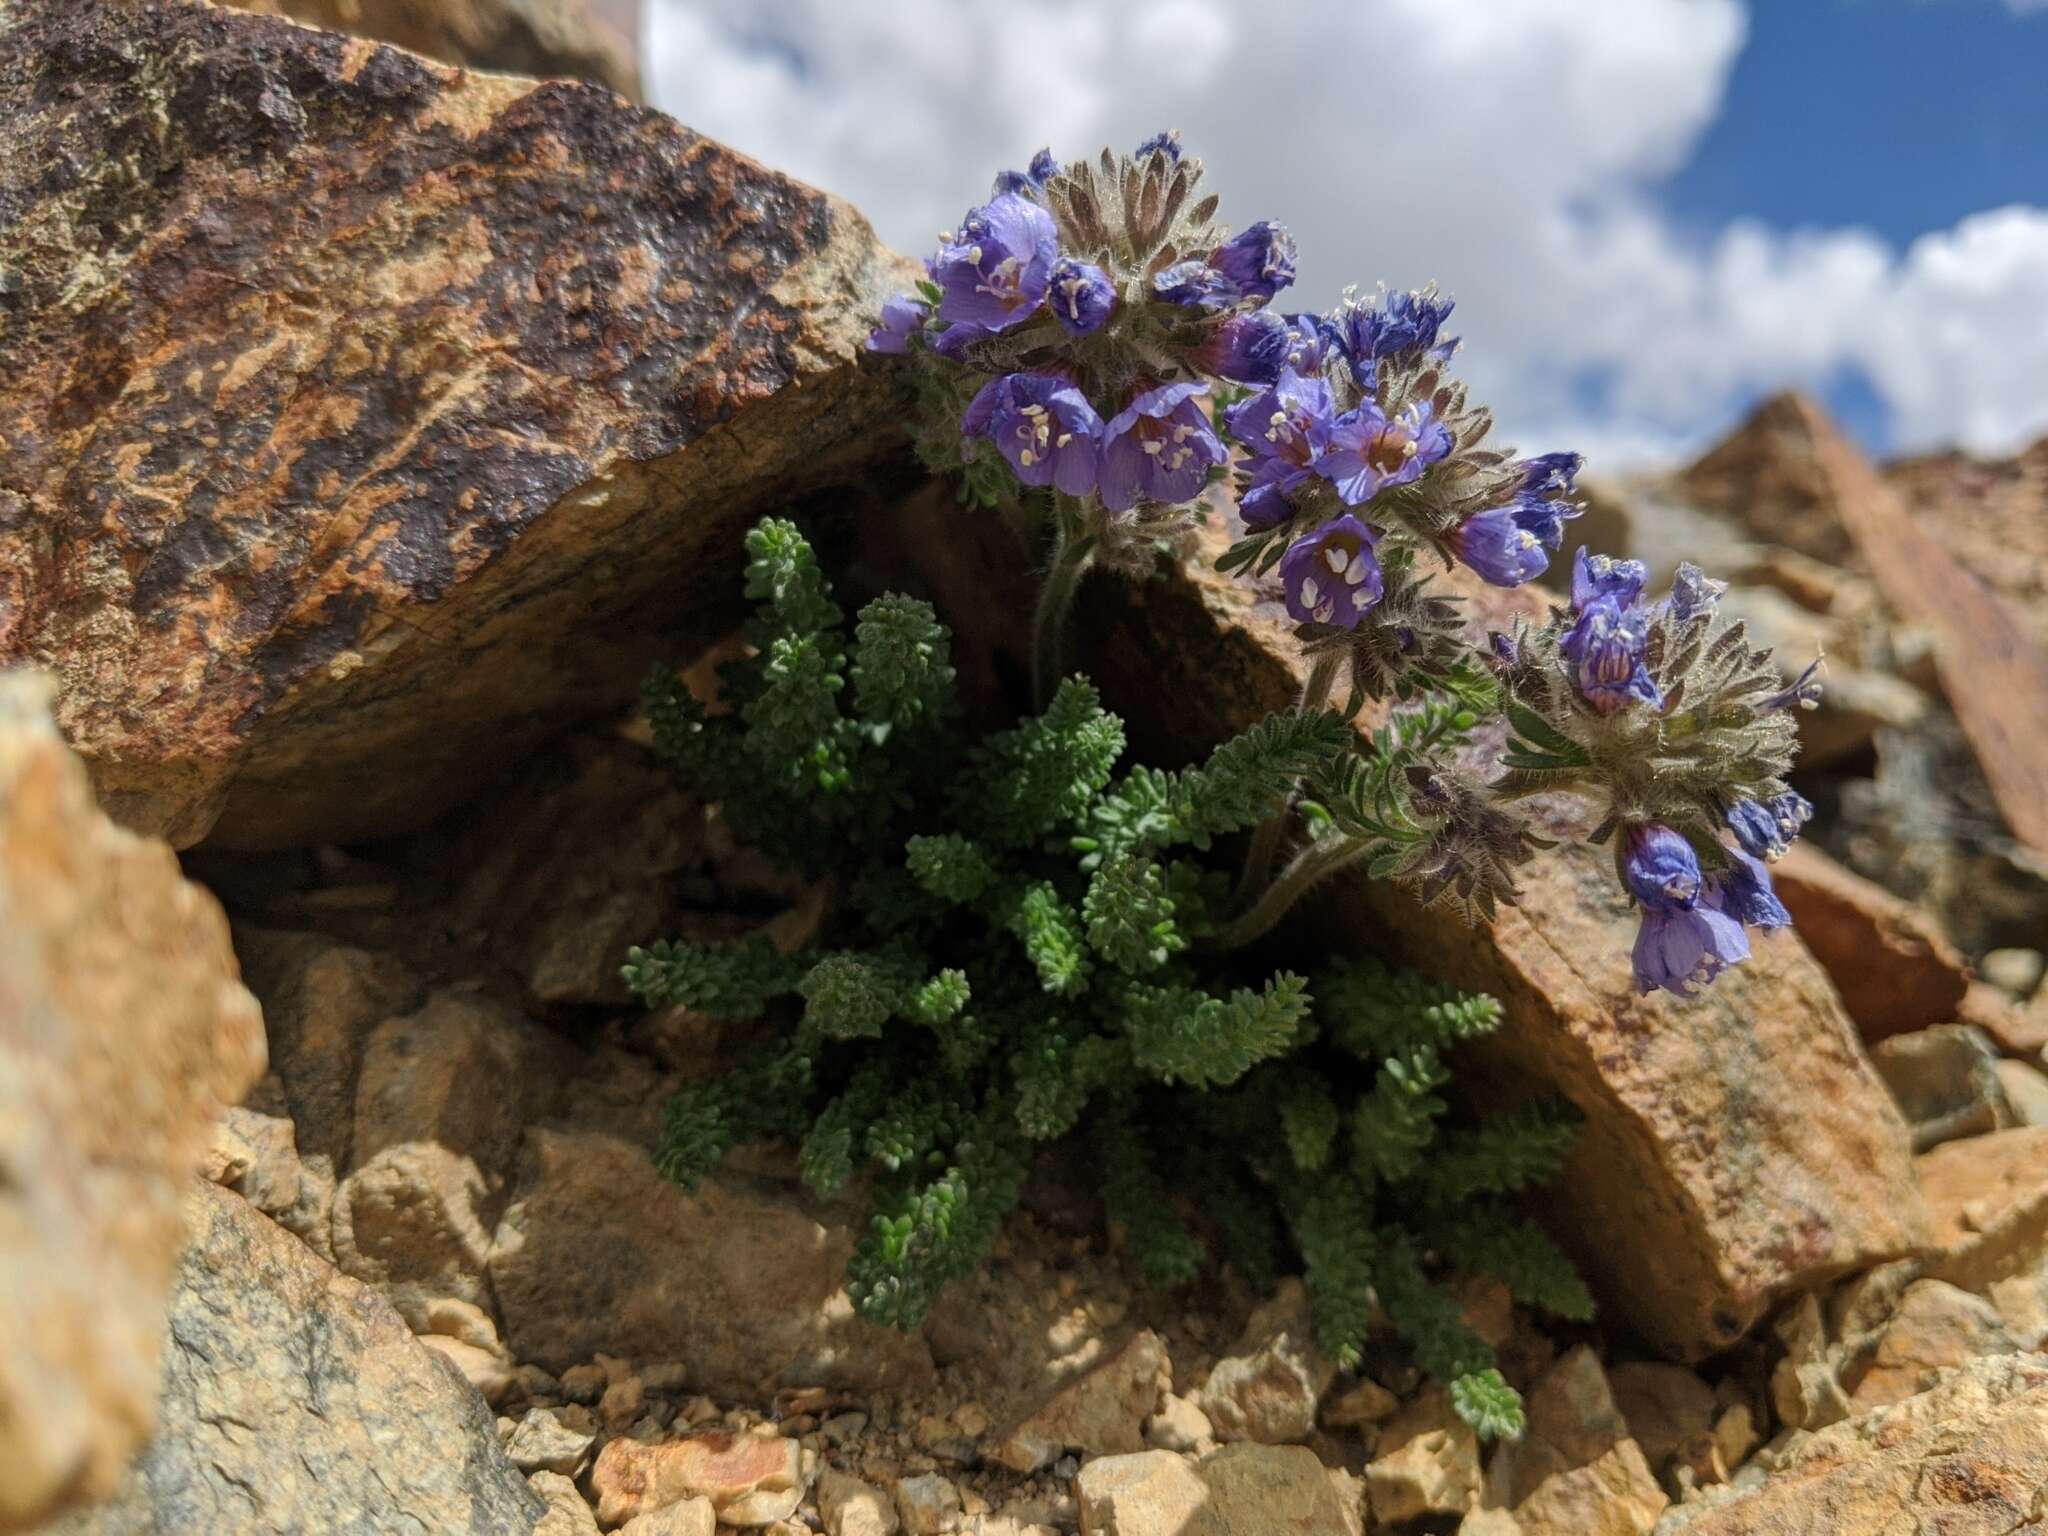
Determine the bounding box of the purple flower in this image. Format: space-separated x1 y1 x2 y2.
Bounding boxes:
931 320 991 359
1715 848 1792 932
1457 507 1550 587
1318 400 1453 506
1280 514 1384 629
1339 286 1457 363
1623 824 1703 911
932 194 1056 334
1225 369 1336 529
994 148 1059 193
1284 312 1342 376
1506 452 1584 549
1195 310 1294 384
1489 631 1520 667
1762 657 1824 713
1726 799 1788 862
1152 260 1239 310
1048 258 1116 337
1135 130 1183 162
1561 596 1664 713
961 373 1104 497
1570 547 1648 611
1666 562 1727 622
866 294 929 354
1770 790 1814 840
1209 222 1297 304
1099 382 1226 510
1632 896 1750 997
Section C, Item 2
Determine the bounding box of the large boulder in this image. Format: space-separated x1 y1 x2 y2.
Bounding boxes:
36 1181 543 1536
0 0 917 848
221 0 642 100
880 491 1927 1363
1656 1353 2048 1536
0 674 265 1533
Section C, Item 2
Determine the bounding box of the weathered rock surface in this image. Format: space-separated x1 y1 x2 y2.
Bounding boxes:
1606 1362 1715 1475
1769 843 1972 1043
1788 396 2048 860
222 0 642 99
1364 1389 1481 1527
1675 391 1858 566
987 1329 1171 1472
590 1430 802 1527
0 0 917 848
1888 435 2048 653
1842 1277 2019 1408
424 732 710 1006
1916 1125 2048 1294
0 675 265 1533
898 502 1931 1361
1076 1444 1354 1536
488 1128 934 1394
1870 1025 2014 1150
1656 1353 2048 1536
1485 1347 1667 1536
36 1181 541 1536
1194 1278 1336 1445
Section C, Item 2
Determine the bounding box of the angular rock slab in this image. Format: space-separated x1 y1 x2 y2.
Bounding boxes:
1657 1353 2048 1536
0 0 917 847
35 1181 543 1536
883 496 1929 1362
0 675 266 1533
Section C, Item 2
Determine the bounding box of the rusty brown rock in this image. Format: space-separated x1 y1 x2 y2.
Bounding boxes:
1769 843 1971 1044
222 0 642 99
1785 396 2048 860
1657 1353 2048 1536
487 1127 934 1396
0 0 918 848
1486 1346 1667 1536
986 1329 1171 1472
1674 391 1859 565
590 1431 802 1527
1886 434 2048 654
1916 1125 2048 1293
1843 1278 2019 1408
0 674 266 1533
955 508 1928 1362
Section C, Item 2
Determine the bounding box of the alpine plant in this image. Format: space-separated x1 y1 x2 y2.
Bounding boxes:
629 517 1592 1439
867 133 1822 994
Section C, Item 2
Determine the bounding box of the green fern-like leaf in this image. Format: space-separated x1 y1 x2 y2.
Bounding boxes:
1101 1112 1205 1287
622 935 805 1019
1451 1369 1527 1441
1424 1101 1581 1202
1008 881 1093 996
852 595 957 731
1320 956 1504 1061
1082 854 1185 974
905 834 998 905
800 953 903 1040
1286 1172 1378 1370
1124 974 1310 1089
1438 1210 1595 1323
1350 1045 1450 1184
971 677 1125 847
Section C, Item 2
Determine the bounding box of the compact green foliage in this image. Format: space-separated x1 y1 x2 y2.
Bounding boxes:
626 518 1591 1438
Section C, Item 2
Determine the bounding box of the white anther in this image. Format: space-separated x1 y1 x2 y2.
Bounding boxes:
1056 433 1073 447
1300 577 1321 607
1019 449 1036 466
1326 547 1350 574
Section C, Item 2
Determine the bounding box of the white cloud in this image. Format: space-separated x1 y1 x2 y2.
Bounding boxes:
646 0 2048 465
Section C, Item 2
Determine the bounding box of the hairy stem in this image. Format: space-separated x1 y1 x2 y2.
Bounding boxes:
1235 653 1343 902
1031 508 1093 711
1214 836 1371 950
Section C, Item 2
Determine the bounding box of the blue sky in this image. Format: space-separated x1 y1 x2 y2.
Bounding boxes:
646 0 2048 467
